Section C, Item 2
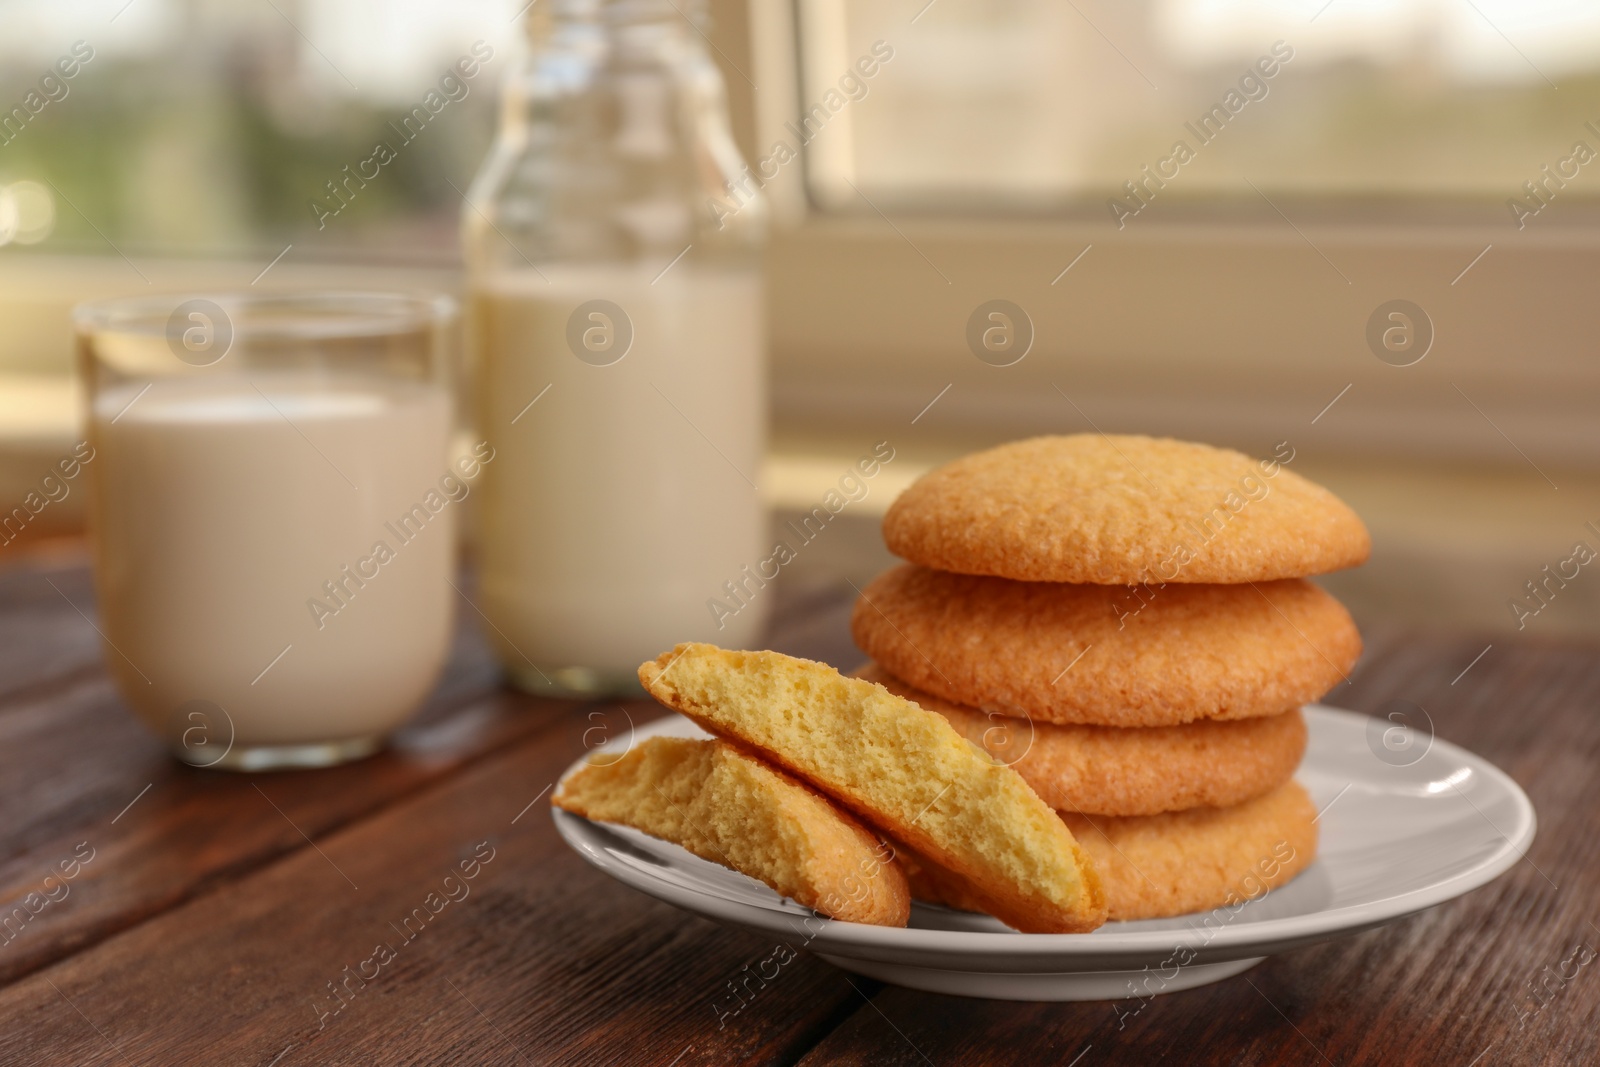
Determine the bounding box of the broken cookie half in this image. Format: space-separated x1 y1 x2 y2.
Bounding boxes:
554 734 910 926
638 643 1106 934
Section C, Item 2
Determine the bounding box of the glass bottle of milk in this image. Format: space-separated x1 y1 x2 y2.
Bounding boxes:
464 0 767 695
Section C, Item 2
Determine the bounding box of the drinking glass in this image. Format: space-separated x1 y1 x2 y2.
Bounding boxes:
75 292 459 770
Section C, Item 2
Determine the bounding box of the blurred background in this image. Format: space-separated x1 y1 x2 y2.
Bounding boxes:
2 0 1598 636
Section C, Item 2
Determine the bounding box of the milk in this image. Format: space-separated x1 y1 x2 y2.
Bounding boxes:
470 266 767 687
88 373 455 754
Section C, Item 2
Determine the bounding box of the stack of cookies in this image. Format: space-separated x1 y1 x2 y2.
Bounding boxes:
852 434 1371 920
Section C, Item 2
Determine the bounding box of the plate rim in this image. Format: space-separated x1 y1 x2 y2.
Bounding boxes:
550 705 1536 963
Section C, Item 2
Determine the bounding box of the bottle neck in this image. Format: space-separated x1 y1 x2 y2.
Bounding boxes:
521 0 711 82
526 0 707 38
467 0 761 270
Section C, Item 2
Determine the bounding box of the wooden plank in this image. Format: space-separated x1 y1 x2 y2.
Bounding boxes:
0 564 858 989
16 550 1595 1064
0 698 871 1066
0 646 535 988
0 546 107 707
794 631 1600 1065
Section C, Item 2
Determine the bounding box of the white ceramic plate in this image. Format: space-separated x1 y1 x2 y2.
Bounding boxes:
551 706 1535 1001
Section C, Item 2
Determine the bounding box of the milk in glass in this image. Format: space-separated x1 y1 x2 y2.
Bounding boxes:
89 372 454 759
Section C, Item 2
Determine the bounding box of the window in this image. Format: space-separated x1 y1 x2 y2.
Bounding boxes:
748 0 1600 470
0 0 516 259
796 0 1600 223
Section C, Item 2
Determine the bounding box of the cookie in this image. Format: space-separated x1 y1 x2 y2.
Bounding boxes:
553 736 910 926
639 643 1106 934
1061 782 1318 920
905 781 1318 922
882 434 1370 584
858 663 1307 815
852 564 1360 727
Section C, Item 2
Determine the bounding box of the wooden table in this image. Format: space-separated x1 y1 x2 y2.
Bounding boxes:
0 546 1595 1066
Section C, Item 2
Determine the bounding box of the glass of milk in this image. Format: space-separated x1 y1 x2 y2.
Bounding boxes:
75 292 460 770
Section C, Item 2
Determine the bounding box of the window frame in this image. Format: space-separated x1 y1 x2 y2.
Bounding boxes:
742 0 1600 469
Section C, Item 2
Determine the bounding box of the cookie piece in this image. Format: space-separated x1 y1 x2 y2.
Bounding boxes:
553 736 909 926
859 663 1307 815
905 782 1318 922
638 643 1106 934
852 565 1360 727
882 434 1370 584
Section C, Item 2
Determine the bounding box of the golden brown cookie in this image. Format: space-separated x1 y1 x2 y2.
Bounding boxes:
553 736 910 926
882 434 1370 584
858 663 1307 816
852 564 1360 727
1062 782 1318 920
905 781 1318 922
638 643 1106 934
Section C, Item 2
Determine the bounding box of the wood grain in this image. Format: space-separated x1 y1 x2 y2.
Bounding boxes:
1 554 1596 1065
0 561 858 993
0 636 569 987
0 697 869 1066
0 548 107 706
